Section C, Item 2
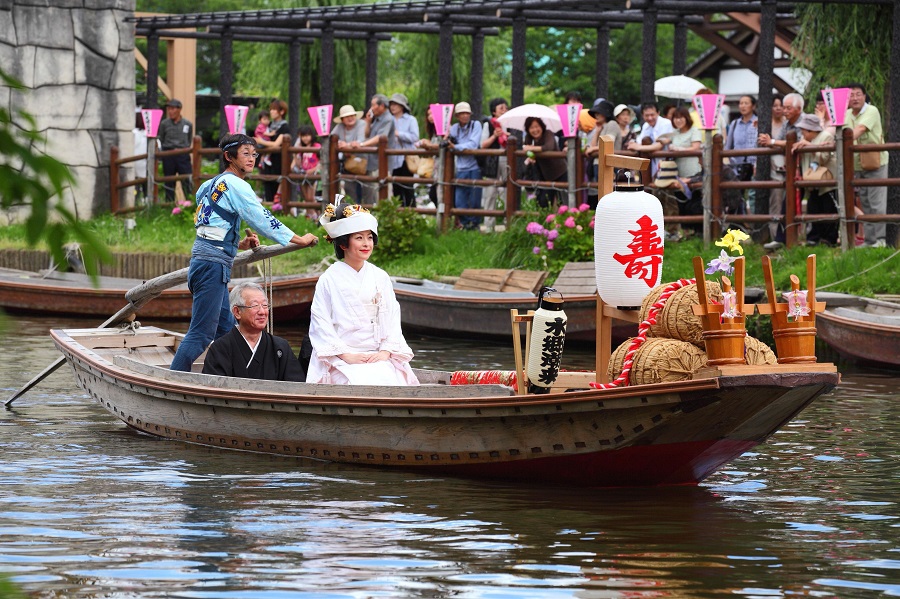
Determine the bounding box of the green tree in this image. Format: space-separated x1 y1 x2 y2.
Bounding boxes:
793 3 892 108
525 23 713 106
0 69 112 278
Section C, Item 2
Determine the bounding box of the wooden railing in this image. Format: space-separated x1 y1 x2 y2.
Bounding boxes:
110 127 897 248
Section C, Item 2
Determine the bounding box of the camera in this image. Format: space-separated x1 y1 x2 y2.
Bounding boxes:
448 135 458 145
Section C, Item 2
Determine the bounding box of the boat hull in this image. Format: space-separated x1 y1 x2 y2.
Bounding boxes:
0 269 317 321
52 327 838 487
816 301 900 369
393 283 634 343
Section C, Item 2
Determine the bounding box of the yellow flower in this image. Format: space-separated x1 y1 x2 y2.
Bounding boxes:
715 228 750 255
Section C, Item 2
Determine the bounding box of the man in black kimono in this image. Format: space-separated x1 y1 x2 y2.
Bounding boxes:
202 282 306 381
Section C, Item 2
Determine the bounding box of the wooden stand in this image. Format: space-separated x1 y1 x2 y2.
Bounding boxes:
691 256 750 366
757 254 825 364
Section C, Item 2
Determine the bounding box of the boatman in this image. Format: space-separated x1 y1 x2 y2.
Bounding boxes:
202 282 306 381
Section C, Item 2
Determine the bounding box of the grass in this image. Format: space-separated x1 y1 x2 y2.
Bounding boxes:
0 206 897 296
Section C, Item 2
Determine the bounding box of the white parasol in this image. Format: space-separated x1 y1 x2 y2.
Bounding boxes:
497 103 562 133
654 75 706 100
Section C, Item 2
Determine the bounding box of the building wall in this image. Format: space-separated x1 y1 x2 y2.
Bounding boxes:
0 0 136 221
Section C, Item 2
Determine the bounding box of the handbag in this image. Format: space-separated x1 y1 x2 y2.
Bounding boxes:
803 165 833 182
405 154 420 175
343 154 367 175
417 157 435 179
859 150 881 171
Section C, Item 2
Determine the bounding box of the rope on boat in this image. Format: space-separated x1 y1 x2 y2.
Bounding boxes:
589 277 695 390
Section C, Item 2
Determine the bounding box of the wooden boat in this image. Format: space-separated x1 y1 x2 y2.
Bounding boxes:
0 267 318 321
816 296 900 369
393 264 635 342
49 324 838 487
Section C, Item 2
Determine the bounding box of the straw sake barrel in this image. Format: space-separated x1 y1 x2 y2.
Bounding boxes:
607 337 708 386
744 335 777 365
640 281 723 347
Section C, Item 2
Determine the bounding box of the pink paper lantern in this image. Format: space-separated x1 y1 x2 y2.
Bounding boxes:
307 105 334 136
555 103 582 138
429 103 454 137
692 94 726 130
224 104 249 135
821 88 850 127
141 108 164 138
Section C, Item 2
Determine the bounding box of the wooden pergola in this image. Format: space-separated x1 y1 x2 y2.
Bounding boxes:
132 0 900 231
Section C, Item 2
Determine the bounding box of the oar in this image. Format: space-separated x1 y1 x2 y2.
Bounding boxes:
5 243 308 407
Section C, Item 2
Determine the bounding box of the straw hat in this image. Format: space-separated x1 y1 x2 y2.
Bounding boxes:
333 104 364 123
654 161 679 188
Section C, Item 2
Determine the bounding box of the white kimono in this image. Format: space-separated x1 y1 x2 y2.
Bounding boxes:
307 261 419 386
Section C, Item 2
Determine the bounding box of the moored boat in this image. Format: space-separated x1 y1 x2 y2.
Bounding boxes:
816 296 900 369
0 267 318 321
50 325 838 487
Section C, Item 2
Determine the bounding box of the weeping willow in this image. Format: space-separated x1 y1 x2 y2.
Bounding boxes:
793 3 892 108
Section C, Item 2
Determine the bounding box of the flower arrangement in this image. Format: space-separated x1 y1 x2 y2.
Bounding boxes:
524 204 595 272
703 228 750 320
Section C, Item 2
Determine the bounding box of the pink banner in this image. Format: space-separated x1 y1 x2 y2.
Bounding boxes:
224 104 249 135
307 105 333 136
140 108 164 138
692 94 725 130
555 103 582 138
429 103 455 137
821 88 850 127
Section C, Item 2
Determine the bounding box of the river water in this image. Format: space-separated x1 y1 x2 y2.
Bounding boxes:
1 315 898 598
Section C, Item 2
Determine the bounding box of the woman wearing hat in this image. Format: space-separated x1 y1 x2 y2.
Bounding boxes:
793 113 838 246
307 199 419 386
331 104 367 201
613 104 638 149
388 93 420 208
169 133 319 372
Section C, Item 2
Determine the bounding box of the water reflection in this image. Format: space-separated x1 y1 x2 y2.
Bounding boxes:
1 316 899 597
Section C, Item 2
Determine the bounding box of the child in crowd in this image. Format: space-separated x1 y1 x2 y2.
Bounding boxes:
254 111 273 169
292 124 321 219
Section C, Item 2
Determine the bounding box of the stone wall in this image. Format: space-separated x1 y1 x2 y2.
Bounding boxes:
0 0 136 222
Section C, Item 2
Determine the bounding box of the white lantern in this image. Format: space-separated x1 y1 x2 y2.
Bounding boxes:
526 287 567 393
594 170 664 307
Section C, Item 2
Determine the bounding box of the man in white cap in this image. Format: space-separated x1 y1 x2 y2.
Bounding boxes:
447 101 483 230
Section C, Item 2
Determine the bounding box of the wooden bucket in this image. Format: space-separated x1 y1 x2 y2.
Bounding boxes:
641 282 723 347
773 325 818 364
702 328 747 366
608 338 707 386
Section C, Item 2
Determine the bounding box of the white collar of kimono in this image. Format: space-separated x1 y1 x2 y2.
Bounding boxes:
320 206 379 239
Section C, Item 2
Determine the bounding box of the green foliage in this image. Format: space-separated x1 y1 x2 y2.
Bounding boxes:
0 575 25 599
0 68 113 279
525 24 714 105
794 4 892 108
369 197 431 263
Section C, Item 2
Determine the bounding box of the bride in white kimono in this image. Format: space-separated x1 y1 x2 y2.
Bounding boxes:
307 201 420 386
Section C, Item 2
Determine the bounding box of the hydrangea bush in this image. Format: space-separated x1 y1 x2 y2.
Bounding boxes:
522 204 596 273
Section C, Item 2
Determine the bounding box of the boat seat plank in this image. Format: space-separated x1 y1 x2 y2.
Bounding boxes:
453 269 547 294
113 356 516 398
78 332 177 349
553 262 598 297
